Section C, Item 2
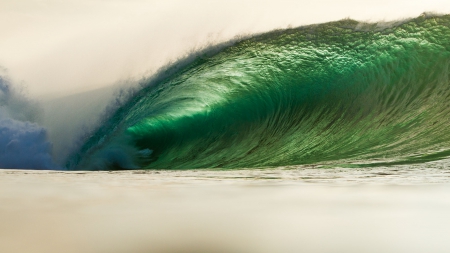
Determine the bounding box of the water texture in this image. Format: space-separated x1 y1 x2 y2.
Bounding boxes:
68 15 450 170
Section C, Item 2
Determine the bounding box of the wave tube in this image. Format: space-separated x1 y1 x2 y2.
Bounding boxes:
67 14 450 170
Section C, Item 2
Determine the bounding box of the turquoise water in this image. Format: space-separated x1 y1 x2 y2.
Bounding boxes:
68 15 450 170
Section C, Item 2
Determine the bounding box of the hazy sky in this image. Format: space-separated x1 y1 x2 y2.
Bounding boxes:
1 0 450 98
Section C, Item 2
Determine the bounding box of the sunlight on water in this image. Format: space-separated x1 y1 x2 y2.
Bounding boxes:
2 160 450 253
2 13 450 253
69 15 450 171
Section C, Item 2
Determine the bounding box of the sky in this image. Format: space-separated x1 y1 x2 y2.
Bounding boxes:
1 0 450 98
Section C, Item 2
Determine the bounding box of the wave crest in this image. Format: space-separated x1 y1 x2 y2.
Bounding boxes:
68 15 450 170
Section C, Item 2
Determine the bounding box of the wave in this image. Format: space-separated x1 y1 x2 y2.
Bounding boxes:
67 14 450 170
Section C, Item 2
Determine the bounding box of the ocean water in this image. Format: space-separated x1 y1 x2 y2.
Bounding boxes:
67 14 450 171
3 14 450 253
2 161 450 253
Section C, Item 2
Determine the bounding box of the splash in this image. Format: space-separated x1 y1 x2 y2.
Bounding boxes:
67 14 450 170
0 76 57 169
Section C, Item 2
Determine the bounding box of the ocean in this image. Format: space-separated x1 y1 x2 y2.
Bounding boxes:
2 162 450 253
66 14 450 171
2 14 450 253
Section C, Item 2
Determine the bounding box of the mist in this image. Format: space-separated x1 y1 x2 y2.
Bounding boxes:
0 75 57 169
2 0 450 98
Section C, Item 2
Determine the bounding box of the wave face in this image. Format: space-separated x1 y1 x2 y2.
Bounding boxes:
68 15 450 170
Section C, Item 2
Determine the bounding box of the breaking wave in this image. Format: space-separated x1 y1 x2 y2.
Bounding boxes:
67 14 450 170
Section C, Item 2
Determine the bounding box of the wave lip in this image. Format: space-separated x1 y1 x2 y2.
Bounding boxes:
68 14 450 170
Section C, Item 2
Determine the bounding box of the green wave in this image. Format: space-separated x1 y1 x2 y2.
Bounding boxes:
67 14 450 170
